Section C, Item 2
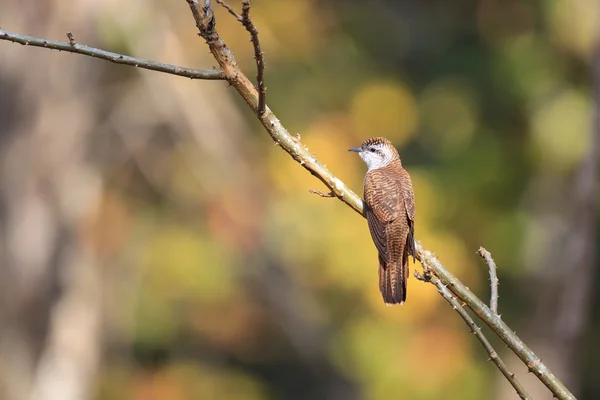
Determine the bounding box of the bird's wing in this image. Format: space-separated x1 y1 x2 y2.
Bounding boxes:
364 169 402 263
400 169 416 260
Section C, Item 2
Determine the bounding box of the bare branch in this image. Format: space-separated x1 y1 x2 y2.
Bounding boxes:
182 8 574 397
0 29 225 80
308 189 335 198
477 247 499 315
419 247 575 399
415 271 532 400
241 0 267 115
215 0 242 21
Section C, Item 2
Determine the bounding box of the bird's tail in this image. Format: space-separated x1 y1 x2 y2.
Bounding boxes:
378 254 408 305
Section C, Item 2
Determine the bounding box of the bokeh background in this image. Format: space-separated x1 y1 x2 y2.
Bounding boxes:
0 0 598 399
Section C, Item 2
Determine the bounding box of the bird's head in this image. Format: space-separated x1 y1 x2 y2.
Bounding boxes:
349 137 400 171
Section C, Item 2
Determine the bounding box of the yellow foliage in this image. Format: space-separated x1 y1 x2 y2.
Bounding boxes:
546 0 600 58
529 89 592 173
143 225 239 302
332 316 473 399
317 208 376 291
351 80 419 146
407 169 446 226
303 114 363 183
366 270 441 324
331 316 413 382
268 113 364 196
417 226 479 289
243 0 324 61
407 324 471 385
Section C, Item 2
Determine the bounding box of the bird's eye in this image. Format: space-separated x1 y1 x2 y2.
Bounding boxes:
369 148 376 152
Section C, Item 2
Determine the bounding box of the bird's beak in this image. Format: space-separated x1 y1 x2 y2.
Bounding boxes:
348 147 362 152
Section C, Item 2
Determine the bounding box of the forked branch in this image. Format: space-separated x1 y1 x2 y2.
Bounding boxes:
415 271 532 400
214 0 266 114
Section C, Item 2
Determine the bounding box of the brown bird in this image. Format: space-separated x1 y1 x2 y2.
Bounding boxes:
349 137 415 305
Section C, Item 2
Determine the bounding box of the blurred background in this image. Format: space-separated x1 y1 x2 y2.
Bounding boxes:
0 0 598 399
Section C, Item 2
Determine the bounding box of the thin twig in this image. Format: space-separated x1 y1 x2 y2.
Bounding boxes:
415 272 532 400
477 247 499 315
308 189 335 198
0 29 225 80
215 0 242 21
241 0 266 115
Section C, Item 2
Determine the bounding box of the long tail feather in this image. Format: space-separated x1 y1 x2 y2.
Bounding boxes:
378 254 406 305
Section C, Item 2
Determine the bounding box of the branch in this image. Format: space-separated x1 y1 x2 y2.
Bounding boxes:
415 272 532 400
0 29 225 80
215 0 242 21
241 0 267 115
419 248 575 399
184 4 576 399
477 247 499 315
185 0 356 208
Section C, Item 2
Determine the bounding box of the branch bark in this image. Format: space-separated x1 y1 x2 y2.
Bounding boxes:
0 29 225 80
415 272 532 400
420 247 575 399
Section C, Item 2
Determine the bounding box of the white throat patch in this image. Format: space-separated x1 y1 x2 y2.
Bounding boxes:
359 145 394 171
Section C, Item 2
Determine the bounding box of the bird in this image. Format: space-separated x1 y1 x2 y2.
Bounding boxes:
349 137 415 305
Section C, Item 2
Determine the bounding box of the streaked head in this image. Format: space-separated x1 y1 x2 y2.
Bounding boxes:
349 137 400 171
